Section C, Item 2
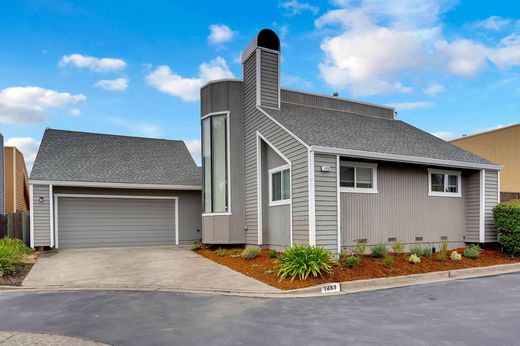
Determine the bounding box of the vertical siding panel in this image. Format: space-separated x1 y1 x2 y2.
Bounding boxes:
340 163 467 249
484 170 499 242
465 172 481 242
259 50 279 108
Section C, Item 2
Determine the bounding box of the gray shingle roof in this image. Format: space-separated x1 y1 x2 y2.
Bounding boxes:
264 103 495 166
30 129 201 187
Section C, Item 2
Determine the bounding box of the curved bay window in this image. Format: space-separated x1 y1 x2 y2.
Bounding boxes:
202 114 229 213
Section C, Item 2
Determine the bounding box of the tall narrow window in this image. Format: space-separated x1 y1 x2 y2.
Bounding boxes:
202 114 229 213
269 165 290 206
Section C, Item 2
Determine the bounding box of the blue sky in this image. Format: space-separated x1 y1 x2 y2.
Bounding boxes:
1 0 519 171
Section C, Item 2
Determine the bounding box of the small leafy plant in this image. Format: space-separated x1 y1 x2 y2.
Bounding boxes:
275 245 333 281
391 241 404 254
354 242 366 256
241 246 261 260
450 251 462 261
382 256 394 268
268 249 279 259
0 238 31 275
464 244 482 259
371 243 388 258
216 248 228 257
343 255 361 268
410 246 432 257
408 254 421 264
191 242 202 250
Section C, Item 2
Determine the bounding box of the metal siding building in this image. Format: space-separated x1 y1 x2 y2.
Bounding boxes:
0 134 4 215
451 124 520 195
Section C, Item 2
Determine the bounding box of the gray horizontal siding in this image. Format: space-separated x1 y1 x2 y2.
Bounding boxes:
314 154 338 253
341 163 466 248
32 184 51 246
53 186 202 244
280 89 394 119
465 171 481 243
484 170 499 242
244 51 309 246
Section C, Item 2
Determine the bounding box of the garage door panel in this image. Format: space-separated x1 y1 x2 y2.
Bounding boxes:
57 197 176 248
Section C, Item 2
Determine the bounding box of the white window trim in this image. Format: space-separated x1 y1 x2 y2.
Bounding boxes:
427 168 462 198
268 164 291 207
339 161 378 194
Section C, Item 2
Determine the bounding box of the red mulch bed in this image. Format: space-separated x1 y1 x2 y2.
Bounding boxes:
196 248 520 290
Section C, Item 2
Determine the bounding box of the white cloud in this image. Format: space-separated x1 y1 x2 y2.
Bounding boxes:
5 137 40 172
145 57 234 102
386 101 433 110
60 54 127 72
489 33 520 69
95 78 129 91
280 0 319 16
184 139 201 164
282 74 312 88
107 117 164 138
432 131 456 141
435 39 490 77
424 83 445 96
0 86 85 124
69 108 81 116
470 16 511 31
208 25 236 44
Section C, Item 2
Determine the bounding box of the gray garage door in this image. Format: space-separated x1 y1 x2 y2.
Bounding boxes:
57 196 176 249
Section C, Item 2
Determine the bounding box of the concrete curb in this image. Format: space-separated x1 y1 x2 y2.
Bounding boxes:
2 263 520 299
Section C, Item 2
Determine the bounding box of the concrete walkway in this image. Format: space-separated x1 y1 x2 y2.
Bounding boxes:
22 246 277 293
0 331 107 345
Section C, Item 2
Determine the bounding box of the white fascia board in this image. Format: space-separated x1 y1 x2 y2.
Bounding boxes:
311 145 502 171
29 180 202 190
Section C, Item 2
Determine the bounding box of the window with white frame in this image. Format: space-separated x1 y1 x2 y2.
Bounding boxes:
428 169 461 197
340 161 378 193
269 165 290 206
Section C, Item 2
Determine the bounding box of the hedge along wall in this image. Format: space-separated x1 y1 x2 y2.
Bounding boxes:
493 199 520 255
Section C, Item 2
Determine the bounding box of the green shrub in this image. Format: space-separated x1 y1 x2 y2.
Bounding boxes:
241 246 261 260
268 249 279 259
408 254 421 264
493 200 520 256
450 251 462 261
371 243 388 258
342 255 360 268
275 245 333 281
382 256 394 268
410 246 432 257
464 244 482 259
191 242 202 250
0 238 30 275
391 241 404 254
216 248 228 257
438 240 448 262
354 242 366 256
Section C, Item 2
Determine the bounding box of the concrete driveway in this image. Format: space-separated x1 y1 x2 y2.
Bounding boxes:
22 246 277 293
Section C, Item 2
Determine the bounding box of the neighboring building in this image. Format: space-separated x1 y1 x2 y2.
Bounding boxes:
201 29 501 254
0 133 4 215
30 129 202 249
4 146 30 213
451 124 519 201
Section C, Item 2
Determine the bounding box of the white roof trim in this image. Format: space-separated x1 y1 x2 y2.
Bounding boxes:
29 180 202 190
311 145 501 171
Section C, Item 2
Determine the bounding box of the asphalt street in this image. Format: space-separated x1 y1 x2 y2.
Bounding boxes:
1 273 520 345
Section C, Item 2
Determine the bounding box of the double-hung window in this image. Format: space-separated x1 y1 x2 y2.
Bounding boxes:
202 113 229 213
269 165 290 206
340 161 378 193
428 169 461 197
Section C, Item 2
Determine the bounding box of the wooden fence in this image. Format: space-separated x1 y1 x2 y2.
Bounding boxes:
0 211 30 246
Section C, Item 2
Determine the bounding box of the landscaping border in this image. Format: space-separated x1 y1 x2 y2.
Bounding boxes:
1 262 520 298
